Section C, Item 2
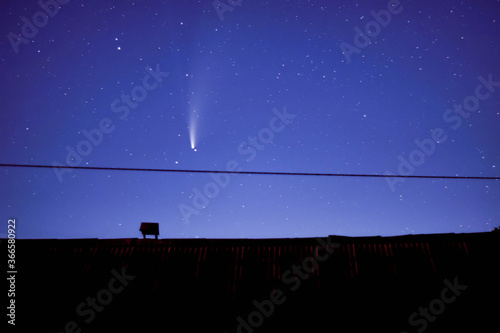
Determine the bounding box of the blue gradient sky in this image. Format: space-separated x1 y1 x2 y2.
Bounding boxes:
1 0 499 239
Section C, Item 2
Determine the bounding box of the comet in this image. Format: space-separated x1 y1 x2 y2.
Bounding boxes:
189 110 197 150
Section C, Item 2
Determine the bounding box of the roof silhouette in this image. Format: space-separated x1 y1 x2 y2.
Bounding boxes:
10 231 499 332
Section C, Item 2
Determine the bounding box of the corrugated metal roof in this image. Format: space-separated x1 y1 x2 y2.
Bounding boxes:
11 232 500 332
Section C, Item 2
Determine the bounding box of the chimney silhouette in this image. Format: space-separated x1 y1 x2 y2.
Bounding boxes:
139 222 159 239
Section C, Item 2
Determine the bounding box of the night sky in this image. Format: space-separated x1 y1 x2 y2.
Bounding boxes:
1 0 499 239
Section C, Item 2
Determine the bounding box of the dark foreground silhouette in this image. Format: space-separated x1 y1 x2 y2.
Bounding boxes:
11 231 499 332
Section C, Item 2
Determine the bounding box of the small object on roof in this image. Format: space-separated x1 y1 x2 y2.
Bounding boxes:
139 222 159 239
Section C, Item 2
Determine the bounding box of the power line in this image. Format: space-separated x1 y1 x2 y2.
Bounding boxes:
1 163 499 181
